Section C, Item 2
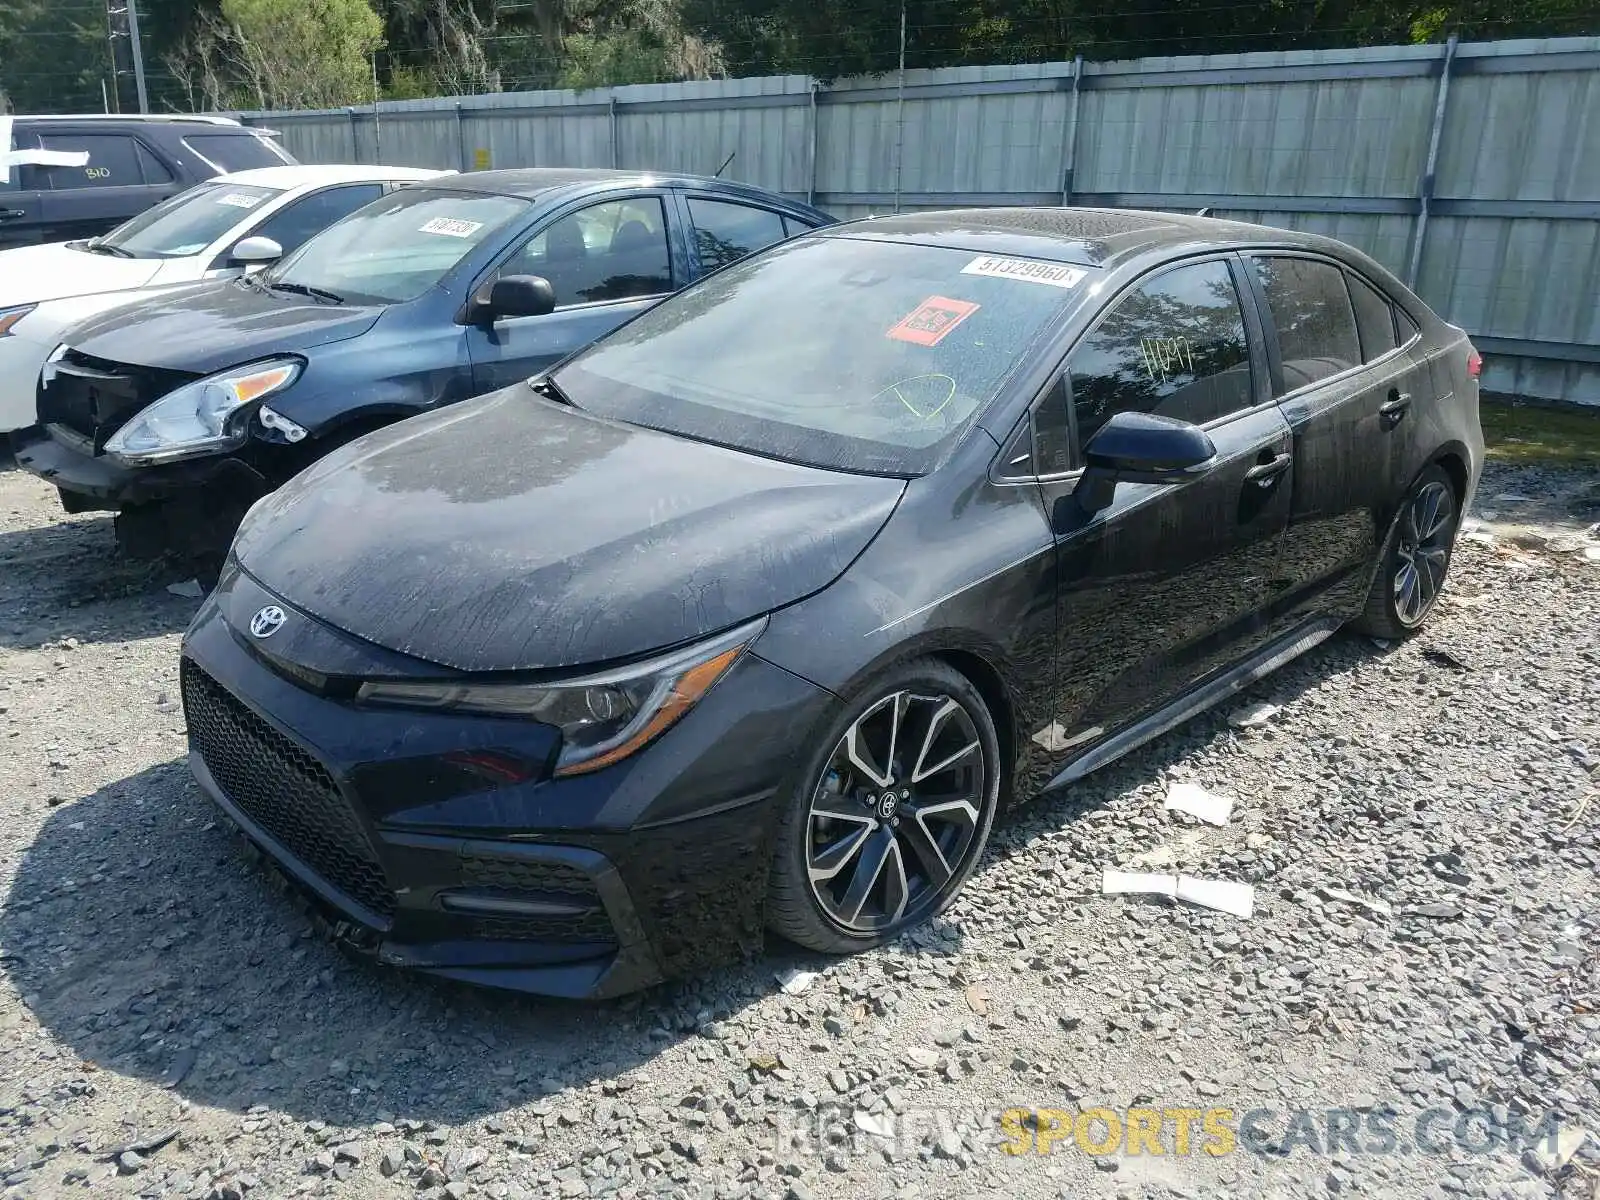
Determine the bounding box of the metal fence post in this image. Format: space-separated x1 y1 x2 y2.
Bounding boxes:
1407 34 1458 289
1061 54 1084 207
609 94 619 168
455 102 468 172
807 80 819 206
347 108 360 163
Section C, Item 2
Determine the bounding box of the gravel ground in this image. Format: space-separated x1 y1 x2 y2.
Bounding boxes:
1 458 1597 1200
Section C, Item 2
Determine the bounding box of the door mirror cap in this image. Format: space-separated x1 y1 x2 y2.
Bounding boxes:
1074 411 1217 513
471 274 556 324
230 236 283 267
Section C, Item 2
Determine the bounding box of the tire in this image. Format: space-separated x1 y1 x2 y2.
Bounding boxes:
1352 463 1460 639
766 657 1002 954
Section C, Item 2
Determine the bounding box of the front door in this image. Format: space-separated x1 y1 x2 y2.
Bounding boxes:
1034 256 1294 751
0 130 44 249
467 194 676 393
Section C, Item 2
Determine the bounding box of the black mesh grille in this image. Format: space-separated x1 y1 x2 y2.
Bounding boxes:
470 913 615 945
182 659 396 922
40 351 198 449
460 852 599 903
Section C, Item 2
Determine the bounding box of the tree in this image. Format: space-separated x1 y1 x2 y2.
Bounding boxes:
166 0 384 111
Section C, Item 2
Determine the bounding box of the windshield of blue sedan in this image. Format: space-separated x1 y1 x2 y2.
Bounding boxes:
96 182 282 258
555 236 1090 474
267 188 530 305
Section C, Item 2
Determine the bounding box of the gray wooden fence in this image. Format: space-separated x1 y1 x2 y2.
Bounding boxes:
235 36 1600 407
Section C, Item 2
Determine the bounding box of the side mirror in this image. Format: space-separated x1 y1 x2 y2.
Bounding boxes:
230 235 283 268
471 274 556 324
1073 411 1217 513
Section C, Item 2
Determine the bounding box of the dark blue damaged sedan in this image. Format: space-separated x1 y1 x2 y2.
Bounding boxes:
180 207 1484 998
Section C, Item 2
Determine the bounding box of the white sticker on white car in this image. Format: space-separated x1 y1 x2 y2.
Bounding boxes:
960 255 1086 289
215 192 265 208
419 217 484 238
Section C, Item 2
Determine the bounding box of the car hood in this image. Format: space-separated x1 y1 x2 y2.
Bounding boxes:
18 279 219 345
232 389 906 672
0 242 164 308
61 279 382 373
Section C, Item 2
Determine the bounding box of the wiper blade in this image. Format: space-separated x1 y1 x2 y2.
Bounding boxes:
529 375 574 406
269 281 344 305
85 239 134 259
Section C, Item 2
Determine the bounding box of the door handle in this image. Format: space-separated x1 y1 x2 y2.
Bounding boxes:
1379 390 1412 428
1244 451 1291 486
0 209 26 221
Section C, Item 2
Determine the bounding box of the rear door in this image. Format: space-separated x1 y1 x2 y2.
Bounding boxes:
1030 255 1294 745
0 128 45 249
679 193 804 279
466 192 678 393
34 131 180 243
1246 253 1432 616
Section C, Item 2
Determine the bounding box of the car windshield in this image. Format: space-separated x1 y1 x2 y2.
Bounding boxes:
555 236 1092 475
266 188 530 305
95 182 282 259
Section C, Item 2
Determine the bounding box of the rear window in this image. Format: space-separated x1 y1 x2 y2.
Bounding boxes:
184 133 291 172
557 237 1091 475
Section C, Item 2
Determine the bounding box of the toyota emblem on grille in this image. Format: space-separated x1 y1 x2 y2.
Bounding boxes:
249 605 286 639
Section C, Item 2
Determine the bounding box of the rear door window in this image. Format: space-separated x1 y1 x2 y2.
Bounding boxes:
1066 259 1256 444
35 134 146 189
687 197 787 273
184 133 290 172
1347 272 1398 363
1252 256 1362 394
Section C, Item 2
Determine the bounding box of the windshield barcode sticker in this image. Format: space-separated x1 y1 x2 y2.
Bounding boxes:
419 217 483 238
961 256 1086 289
887 296 980 347
215 192 264 209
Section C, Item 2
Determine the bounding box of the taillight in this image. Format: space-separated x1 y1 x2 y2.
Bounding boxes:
1467 347 1483 379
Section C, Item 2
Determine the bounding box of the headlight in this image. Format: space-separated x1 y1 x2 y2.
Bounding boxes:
103 358 302 466
356 618 765 777
0 305 36 337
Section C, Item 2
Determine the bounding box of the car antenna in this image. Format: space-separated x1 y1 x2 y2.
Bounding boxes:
1195 207 1213 217
713 150 736 178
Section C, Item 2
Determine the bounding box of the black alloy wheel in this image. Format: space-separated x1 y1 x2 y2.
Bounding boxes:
1355 463 1460 639
767 659 1001 953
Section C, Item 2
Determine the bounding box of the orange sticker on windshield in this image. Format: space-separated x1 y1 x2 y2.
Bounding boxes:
886 296 979 347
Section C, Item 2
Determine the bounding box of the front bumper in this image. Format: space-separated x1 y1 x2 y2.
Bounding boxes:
179 570 837 998
11 423 267 510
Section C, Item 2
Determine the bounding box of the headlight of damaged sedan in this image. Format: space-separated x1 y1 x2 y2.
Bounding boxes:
103 358 302 466
356 618 765 777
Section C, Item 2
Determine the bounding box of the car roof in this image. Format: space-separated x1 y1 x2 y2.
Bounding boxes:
15 114 243 126
214 164 450 190
829 207 1341 270
427 167 824 211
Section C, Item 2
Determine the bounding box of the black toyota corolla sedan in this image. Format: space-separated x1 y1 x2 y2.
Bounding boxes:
180 208 1483 998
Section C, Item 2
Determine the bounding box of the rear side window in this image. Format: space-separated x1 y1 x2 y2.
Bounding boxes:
36 134 146 189
1253 256 1362 394
687 198 786 273
1347 272 1398 362
136 143 174 184
248 184 383 258
184 133 289 172
1067 259 1255 442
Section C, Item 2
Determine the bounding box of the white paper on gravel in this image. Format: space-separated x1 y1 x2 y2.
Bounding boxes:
1102 868 1255 917
1163 781 1234 826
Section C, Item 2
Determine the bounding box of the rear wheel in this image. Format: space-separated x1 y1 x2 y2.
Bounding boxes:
1353 463 1459 639
766 659 1001 954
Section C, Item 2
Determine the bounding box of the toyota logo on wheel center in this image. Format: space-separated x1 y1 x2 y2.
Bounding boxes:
249 605 286 638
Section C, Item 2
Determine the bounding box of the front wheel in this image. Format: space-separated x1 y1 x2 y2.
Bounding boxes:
766 658 1001 954
1353 463 1460 639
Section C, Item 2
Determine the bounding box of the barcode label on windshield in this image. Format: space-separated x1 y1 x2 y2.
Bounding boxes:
961 256 1085 289
419 217 483 238
216 192 264 208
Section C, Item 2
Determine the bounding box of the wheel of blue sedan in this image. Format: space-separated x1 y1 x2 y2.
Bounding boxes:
768 660 1001 952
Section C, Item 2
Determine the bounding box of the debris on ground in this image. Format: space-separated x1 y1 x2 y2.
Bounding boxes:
775 966 818 995
1228 701 1280 729
1163 780 1234 826
164 579 204 599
